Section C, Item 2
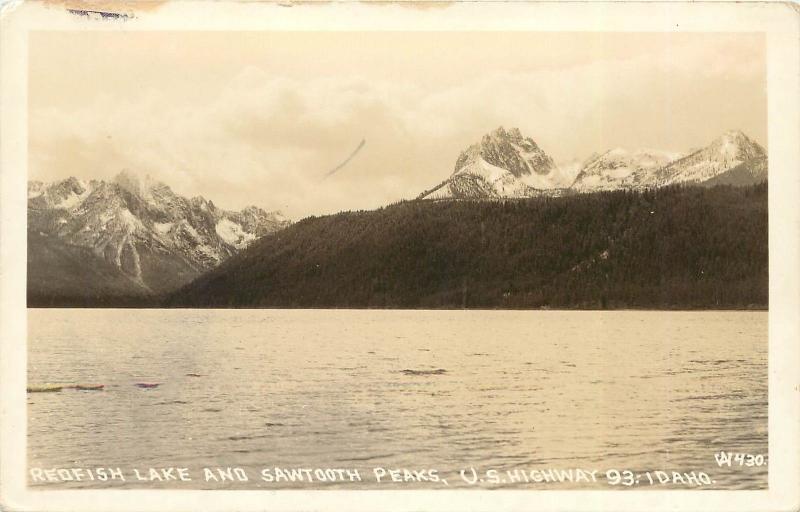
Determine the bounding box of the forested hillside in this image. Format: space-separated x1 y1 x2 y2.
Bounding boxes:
27 231 156 307
166 183 768 310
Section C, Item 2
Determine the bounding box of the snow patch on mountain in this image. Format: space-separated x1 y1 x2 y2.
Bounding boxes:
154 222 173 235
216 218 256 249
571 148 682 191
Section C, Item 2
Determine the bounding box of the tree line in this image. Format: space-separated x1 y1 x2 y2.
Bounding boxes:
165 183 768 310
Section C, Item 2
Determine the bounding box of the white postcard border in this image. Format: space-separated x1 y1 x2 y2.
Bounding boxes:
1 2 798 511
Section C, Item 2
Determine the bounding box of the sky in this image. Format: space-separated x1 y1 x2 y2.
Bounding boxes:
29 31 767 218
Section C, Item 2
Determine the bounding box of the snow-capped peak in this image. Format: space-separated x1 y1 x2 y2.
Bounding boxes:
420 127 766 200
706 130 765 162
419 127 569 200
455 126 556 178
654 131 767 186
28 173 291 292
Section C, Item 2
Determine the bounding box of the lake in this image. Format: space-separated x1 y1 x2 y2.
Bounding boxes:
27 309 767 489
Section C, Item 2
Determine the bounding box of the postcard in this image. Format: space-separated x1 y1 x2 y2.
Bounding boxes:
1 1 798 511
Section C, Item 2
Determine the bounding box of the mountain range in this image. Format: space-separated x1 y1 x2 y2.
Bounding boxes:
28 127 768 308
28 171 289 305
418 128 767 199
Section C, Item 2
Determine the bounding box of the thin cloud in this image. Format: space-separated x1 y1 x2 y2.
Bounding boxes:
29 32 766 219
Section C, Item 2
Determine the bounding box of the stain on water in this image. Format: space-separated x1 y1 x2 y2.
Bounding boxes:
26 309 767 490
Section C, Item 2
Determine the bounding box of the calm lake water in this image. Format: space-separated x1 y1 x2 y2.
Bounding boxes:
27 309 767 490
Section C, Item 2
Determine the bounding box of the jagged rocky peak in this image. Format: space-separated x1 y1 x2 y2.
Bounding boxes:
706 129 766 162
237 205 272 224
28 172 291 294
455 126 556 178
52 176 87 194
190 195 217 213
37 176 88 199
229 205 290 236
27 176 93 208
112 169 179 202
417 126 568 200
113 169 145 196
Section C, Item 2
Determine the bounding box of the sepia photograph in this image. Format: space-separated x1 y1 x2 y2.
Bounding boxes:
1 1 799 511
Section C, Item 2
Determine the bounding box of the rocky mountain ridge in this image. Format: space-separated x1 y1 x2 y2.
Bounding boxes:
418 127 573 200
419 128 767 199
28 171 289 300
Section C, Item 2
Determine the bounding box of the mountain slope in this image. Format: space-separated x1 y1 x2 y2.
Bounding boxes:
653 130 767 186
28 172 289 305
571 149 682 191
28 232 153 307
700 157 769 187
167 183 768 310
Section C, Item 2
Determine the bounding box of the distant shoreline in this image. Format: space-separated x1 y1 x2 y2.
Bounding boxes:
26 305 768 312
